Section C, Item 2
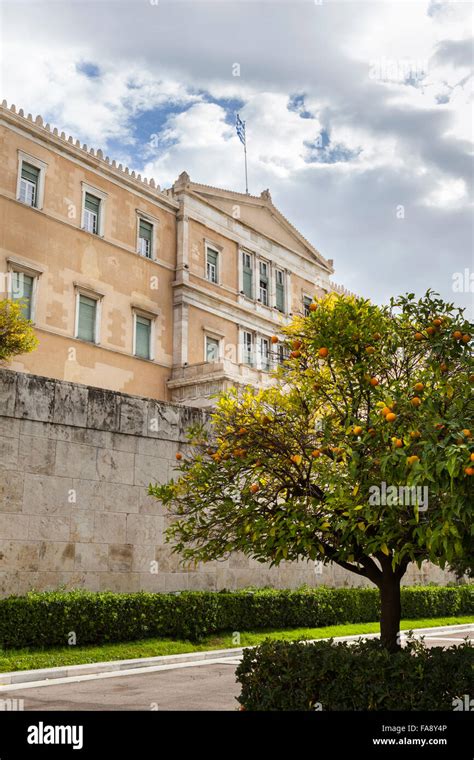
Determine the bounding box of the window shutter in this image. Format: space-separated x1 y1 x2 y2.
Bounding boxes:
12 273 34 320
85 193 100 213
135 316 151 359
242 254 253 298
21 163 40 184
139 219 153 242
275 272 285 312
78 295 97 342
207 249 218 266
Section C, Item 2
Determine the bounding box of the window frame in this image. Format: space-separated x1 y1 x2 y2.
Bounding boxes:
6 258 42 324
133 310 155 361
241 250 254 299
258 259 269 306
258 335 271 372
74 288 102 344
81 182 107 237
303 294 313 317
275 268 285 312
16 151 47 210
241 329 254 366
205 245 219 284
136 213 157 260
204 335 221 363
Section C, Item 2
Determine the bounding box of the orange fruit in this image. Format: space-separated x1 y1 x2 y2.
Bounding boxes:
392 437 403 448
381 406 392 416
410 430 421 439
290 350 301 359
462 333 471 343
311 449 321 458
426 326 436 336
175 452 183 460
407 455 420 466
292 339 302 350
440 363 448 373
309 303 318 312
462 429 472 438
411 397 422 407
385 412 397 422
368 428 376 436
453 331 462 340
469 374 474 383
432 318 442 327
290 454 302 464
249 483 260 494
353 426 363 435
414 332 423 341
370 377 379 386
470 453 474 462
238 427 247 435
365 346 375 354
270 335 279 344
464 467 474 476
372 332 382 341
318 347 329 358
413 382 424 392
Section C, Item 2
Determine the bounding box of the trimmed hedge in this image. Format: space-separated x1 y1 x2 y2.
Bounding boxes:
0 585 471 650
236 637 474 710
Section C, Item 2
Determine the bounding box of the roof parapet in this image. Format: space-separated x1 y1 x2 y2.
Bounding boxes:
0 99 168 201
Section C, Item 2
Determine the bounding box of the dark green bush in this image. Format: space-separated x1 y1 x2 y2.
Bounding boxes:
236 637 474 711
0 584 471 650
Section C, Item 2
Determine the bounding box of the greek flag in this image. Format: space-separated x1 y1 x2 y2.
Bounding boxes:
236 114 246 145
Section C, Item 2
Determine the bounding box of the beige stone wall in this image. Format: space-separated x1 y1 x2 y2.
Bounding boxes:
0 369 459 596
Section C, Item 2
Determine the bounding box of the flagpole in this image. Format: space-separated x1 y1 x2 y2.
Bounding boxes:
243 127 249 195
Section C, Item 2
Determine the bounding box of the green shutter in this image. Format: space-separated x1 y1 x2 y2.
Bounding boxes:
276 272 285 312
207 249 218 266
78 295 97 342
12 272 33 320
85 193 100 212
21 163 40 184
242 254 253 297
135 316 151 359
139 219 152 241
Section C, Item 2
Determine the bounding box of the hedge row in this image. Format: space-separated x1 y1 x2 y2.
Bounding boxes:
0 585 471 650
236 637 474 710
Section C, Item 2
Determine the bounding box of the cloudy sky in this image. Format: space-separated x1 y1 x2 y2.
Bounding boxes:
2 0 473 316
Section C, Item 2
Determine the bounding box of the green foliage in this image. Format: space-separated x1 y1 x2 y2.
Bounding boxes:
236 636 474 711
0 299 38 361
0 586 471 649
152 290 473 581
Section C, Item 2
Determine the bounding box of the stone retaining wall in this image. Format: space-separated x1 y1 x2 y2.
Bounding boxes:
0 369 457 595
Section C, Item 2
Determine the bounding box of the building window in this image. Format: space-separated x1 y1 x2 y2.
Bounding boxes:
259 337 271 371
135 315 152 359
242 330 254 366
206 247 219 283
76 294 99 343
276 343 288 365
16 153 47 209
275 269 285 312
242 251 253 298
11 271 34 320
19 163 40 207
205 336 220 363
83 193 101 235
259 261 269 305
303 295 312 317
138 218 153 258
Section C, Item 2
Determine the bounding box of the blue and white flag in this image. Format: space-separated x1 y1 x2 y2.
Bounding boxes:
236 114 246 146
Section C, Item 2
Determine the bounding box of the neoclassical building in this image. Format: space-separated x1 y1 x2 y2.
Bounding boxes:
0 101 350 406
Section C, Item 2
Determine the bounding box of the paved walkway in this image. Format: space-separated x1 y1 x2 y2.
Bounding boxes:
0 625 471 711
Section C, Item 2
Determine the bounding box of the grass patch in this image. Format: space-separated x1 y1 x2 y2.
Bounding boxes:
0 616 471 674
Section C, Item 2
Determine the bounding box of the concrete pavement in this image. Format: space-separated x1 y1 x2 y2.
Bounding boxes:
0 624 471 711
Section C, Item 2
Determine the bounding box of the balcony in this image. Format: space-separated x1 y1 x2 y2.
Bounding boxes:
167 359 275 407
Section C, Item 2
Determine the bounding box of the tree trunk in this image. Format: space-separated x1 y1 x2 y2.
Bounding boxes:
379 572 402 653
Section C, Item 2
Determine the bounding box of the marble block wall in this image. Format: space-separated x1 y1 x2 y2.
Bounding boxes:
0 369 458 596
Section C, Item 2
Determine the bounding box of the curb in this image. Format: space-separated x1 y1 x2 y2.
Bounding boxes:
0 623 471 690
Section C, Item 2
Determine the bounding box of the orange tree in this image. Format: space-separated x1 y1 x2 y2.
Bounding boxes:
151 291 474 652
0 299 38 362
